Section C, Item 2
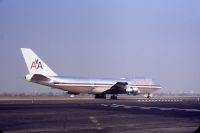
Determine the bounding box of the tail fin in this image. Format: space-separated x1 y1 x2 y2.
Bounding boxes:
21 48 57 76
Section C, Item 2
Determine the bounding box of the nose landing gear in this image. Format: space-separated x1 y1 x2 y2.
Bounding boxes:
147 93 151 98
110 94 117 100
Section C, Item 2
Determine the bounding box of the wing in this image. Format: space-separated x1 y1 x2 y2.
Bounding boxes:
103 82 128 94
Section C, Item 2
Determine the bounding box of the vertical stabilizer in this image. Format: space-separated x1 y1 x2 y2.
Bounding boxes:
21 48 57 76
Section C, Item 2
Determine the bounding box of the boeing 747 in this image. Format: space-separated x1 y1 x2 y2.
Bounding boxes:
21 48 161 99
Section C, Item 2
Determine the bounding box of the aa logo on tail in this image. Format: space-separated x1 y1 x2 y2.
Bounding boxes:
31 59 43 69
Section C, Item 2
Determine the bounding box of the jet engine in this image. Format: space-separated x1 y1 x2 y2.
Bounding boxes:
125 85 140 95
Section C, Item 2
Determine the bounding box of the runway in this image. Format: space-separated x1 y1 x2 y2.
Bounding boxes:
0 96 200 133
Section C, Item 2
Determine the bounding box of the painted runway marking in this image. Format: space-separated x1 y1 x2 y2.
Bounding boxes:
100 104 108 107
123 105 135 108
89 116 102 130
140 107 151 110
101 104 200 112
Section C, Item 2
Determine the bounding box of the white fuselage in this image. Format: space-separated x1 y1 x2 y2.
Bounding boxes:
21 48 161 97
29 76 161 95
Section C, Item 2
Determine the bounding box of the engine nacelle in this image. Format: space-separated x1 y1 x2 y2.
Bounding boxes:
126 85 140 95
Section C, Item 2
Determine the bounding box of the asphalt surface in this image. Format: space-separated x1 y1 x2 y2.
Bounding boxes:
0 97 200 133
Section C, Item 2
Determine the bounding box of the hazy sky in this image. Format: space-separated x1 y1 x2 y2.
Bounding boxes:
0 0 200 93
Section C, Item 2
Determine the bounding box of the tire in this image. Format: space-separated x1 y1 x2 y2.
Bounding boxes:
111 95 117 100
95 94 106 99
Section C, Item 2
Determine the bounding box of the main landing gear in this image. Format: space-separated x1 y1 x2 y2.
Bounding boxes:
94 94 118 100
94 94 106 99
110 94 117 100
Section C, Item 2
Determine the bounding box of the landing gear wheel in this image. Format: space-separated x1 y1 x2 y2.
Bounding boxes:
147 93 151 98
111 95 117 100
94 94 106 99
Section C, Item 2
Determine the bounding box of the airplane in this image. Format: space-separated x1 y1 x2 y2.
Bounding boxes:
21 48 161 99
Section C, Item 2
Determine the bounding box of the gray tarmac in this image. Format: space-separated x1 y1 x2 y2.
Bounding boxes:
0 96 200 133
